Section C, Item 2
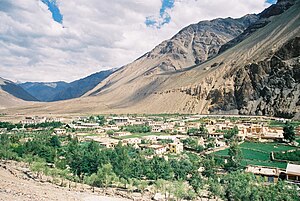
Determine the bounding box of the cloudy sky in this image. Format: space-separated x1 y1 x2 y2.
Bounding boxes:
0 0 276 83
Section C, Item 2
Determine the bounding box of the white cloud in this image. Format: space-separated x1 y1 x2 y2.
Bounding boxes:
0 0 271 82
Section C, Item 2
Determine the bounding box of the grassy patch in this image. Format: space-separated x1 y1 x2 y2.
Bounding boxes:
214 142 296 168
241 159 287 169
240 142 294 152
269 120 300 128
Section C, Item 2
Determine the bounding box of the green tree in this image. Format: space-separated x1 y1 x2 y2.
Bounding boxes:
172 180 189 201
170 159 194 180
189 173 204 196
111 143 131 183
224 126 239 140
85 173 98 192
208 178 223 201
202 156 217 178
95 163 118 192
226 142 242 171
50 135 61 148
97 115 106 126
155 179 172 200
135 179 148 197
30 161 47 179
283 122 295 142
149 156 173 180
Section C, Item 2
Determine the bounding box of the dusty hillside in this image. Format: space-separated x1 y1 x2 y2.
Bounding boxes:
1 0 299 118
0 161 131 201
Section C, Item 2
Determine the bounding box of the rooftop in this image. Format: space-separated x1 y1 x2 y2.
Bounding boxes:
286 163 300 176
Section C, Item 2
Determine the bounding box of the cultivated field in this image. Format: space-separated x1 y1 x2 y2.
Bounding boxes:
214 142 297 169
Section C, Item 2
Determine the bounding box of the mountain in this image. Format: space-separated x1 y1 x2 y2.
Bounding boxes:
86 14 259 97
0 77 37 109
51 69 114 101
219 0 296 54
134 14 258 74
3 0 300 118
81 0 300 117
19 69 114 102
19 81 68 102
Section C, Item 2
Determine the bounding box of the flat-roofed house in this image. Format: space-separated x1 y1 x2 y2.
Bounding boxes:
286 163 300 183
112 117 129 126
168 142 183 154
123 138 141 145
246 165 280 183
152 126 163 133
209 133 224 139
149 144 168 155
103 125 119 131
174 126 187 134
142 135 158 143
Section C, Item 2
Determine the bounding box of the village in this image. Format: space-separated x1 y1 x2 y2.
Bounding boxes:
1 114 295 187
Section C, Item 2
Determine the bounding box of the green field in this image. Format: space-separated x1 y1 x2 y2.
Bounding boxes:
269 120 300 128
214 142 296 169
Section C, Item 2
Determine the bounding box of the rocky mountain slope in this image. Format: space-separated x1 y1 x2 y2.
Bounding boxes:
219 0 296 53
2 0 299 118
0 77 37 109
145 14 258 72
19 69 113 102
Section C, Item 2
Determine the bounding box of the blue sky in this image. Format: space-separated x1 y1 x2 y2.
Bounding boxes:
41 0 63 24
146 0 175 28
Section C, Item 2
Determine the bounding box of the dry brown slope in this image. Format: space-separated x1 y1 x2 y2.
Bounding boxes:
128 0 300 116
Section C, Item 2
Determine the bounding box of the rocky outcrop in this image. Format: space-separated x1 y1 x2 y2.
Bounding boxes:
207 37 300 118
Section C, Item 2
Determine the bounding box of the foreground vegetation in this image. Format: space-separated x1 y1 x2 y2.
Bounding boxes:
0 129 298 200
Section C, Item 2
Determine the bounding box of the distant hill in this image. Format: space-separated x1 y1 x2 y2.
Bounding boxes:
19 81 69 102
19 69 114 102
0 77 37 109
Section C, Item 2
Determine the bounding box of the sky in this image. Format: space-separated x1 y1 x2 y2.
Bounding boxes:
0 0 276 82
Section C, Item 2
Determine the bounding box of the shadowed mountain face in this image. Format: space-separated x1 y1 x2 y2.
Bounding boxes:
19 69 114 102
19 82 69 102
0 78 37 102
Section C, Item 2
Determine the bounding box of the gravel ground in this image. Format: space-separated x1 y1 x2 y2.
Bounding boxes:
0 162 131 201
